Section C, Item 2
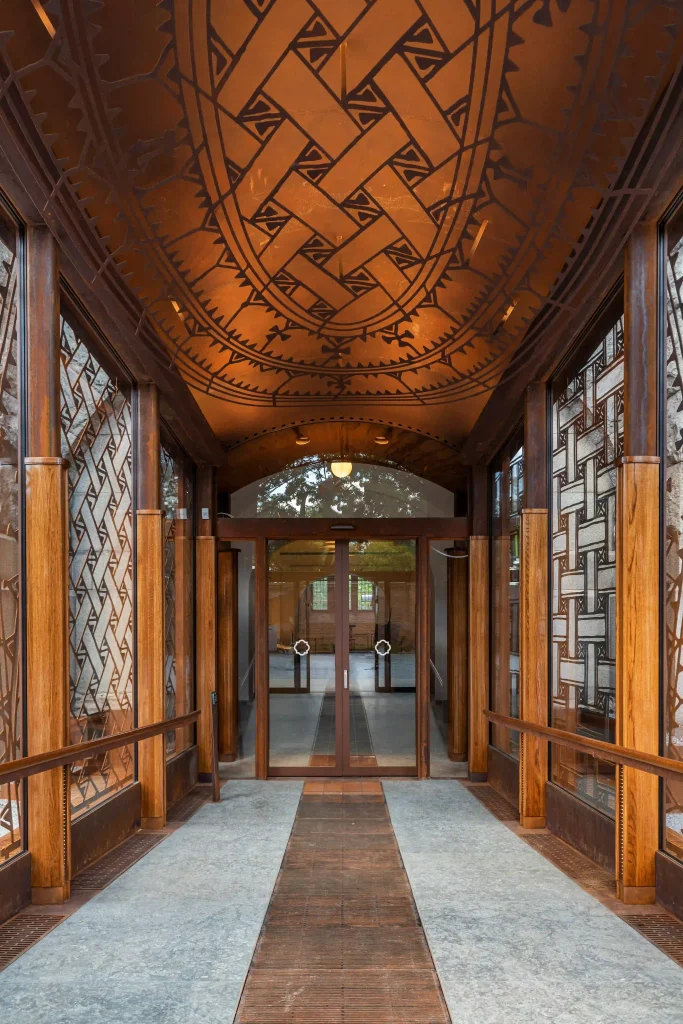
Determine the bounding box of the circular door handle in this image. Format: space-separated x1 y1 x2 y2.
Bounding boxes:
374 639 391 657
293 639 310 657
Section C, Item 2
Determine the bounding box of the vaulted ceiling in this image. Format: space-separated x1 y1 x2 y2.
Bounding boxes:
1 0 682 474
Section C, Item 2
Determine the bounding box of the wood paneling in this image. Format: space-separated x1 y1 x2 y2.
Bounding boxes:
417 537 430 779
71 783 141 877
468 536 489 780
136 509 165 828
547 782 616 873
488 744 520 810
218 518 468 541
447 555 468 761
519 509 548 828
166 745 198 807
656 851 683 924
217 550 239 760
196 535 217 779
0 851 31 926
26 457 70 901
616 457 659 903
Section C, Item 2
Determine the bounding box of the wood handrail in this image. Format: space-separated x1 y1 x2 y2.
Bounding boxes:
485 711 683 783
0 710 200 786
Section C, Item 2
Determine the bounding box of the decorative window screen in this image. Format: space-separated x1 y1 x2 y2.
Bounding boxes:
550 316 623 818
665 209 683 859
0 210 22 863
60 313 134 816
311 578 328 611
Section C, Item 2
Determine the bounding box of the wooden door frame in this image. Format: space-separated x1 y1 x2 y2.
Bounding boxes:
224 520 459 779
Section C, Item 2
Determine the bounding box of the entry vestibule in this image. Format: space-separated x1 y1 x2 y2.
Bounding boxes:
218 517 468 779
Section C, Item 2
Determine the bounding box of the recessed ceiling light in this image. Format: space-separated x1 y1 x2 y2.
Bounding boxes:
330 461 353 478
295 435 310 446
374 435 389 445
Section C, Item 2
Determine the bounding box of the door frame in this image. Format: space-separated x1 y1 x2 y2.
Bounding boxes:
220 518 468 779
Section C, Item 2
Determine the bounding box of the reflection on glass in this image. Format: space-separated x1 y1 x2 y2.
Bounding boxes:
269 541 337 768
491 445 523 759
664 207 683 858
222 542 256 778
231 462 455 518
551 317 623 818
348 541 416 769
0 208 21 863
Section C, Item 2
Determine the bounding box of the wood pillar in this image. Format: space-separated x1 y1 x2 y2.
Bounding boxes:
136 383 165 828
616 221 659 904
447 552 468 761
25 226 70 904
196 465 217 780
254 536 269 779
217 548 239 760
468 466 489 781
519 383 549 828
417 536 430 779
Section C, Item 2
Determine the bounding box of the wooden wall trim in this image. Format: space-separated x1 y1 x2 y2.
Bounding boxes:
519 508 548 828
136 509 165 829
218 518 469 541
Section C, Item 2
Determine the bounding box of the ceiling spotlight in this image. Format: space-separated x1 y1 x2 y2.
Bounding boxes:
330 461 353 478
374 435 389 445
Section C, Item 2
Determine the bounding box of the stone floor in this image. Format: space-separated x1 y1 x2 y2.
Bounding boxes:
0 779 680 1023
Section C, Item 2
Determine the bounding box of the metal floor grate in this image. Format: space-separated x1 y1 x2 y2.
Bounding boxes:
71 831 166 890
621 913 683 965
523 834 614 890
235 781 450 1023
463 782 519 822
0 914 65 971
166 787 209 823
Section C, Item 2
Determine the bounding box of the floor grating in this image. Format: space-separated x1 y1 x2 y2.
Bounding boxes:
621 913 683 967
0 914 65 971
71 831 166 890
235 780 450 1023
522 833 615 890
166 786 210 823
462 781 519 822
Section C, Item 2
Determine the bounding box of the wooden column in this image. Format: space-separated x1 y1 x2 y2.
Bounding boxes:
217 548 239 760
25 226 70 903
254 536 269 779
196 465 217 781
468 466 489 781
447 552 468 761
136 383 165 828
519 383 549 828
616 221 659 904
417 536 430 779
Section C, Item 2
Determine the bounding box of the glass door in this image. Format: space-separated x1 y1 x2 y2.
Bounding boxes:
268 540 341 773
266 538 418 776
342 541 418 774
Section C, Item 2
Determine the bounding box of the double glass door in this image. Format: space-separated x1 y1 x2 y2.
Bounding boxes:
267 539 417 775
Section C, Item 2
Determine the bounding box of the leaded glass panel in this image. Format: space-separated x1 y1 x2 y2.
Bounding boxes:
664 208 683 858
551 316 623 818
0 209 22 862
162 445 178 757
60 314 134 815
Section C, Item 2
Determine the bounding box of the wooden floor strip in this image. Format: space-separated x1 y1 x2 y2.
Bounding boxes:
235 780 451 1023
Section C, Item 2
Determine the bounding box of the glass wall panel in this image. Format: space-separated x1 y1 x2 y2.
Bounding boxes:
348 540 416 769
430 541 467 779
161 440 194 759
551 316 623 818
269 540 337 768
232 463 455 517
61 312 134 816
221 541 256 778
664 206 683 857
490 442 523 759
0 208 22 863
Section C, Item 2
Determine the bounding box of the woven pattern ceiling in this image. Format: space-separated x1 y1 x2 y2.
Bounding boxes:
0 0 681 445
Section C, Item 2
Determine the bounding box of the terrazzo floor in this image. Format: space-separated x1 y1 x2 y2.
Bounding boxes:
385 780 682 1024
0 781 302 1024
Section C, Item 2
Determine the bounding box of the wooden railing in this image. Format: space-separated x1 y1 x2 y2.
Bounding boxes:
485 710 683 783
0 710 202 787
